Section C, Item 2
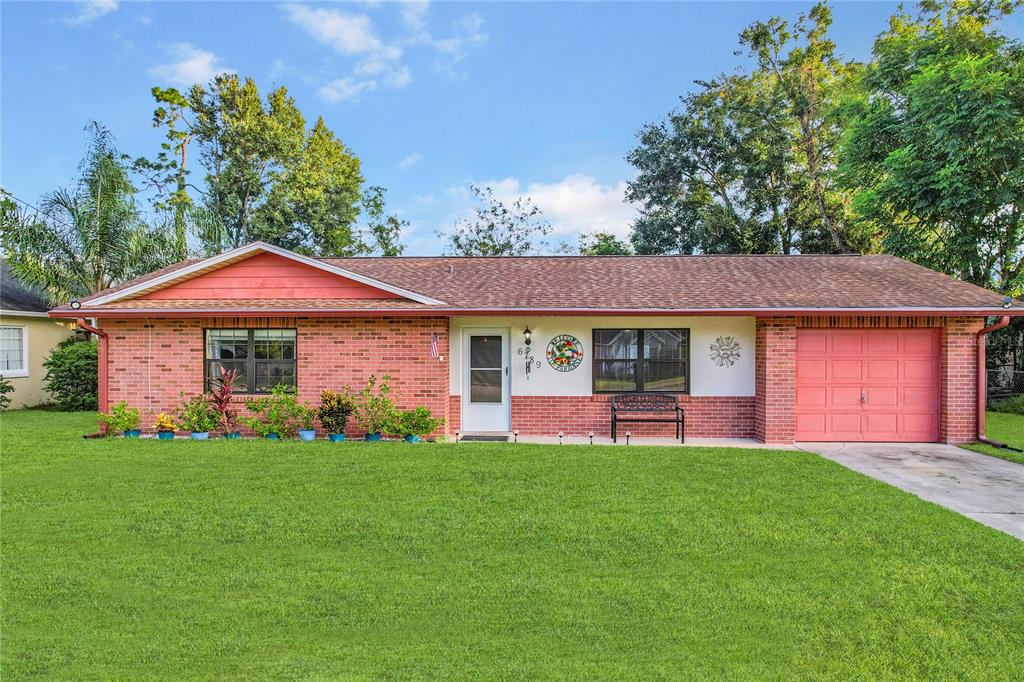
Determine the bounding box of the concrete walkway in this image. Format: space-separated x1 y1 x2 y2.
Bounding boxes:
801 442 1024 540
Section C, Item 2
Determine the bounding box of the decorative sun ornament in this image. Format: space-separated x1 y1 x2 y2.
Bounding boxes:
709 336 741 367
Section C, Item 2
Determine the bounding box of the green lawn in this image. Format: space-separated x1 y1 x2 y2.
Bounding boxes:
2 411 1022 680
962 411 1024 464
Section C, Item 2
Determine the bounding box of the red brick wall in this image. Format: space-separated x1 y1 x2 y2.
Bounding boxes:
941 316 983 444
755 317 797 444
505 395 755 439
102 316 449 437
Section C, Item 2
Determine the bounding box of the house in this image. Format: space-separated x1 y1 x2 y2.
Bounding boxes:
49 242 1021 443
1 262 76 408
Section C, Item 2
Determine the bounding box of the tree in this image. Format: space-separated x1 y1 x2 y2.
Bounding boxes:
627 3 864 255
184 75 364 256
440 184 551 256
839 0 1024 295
1 123 176 304
580 231 632 255
131 87 196 261
361 186 407 256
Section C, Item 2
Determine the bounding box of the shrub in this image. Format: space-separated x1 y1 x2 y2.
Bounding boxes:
99 401 139 434
317 388 357 435
0 377 12 410
357 375 399 436
177 393 219 433
209 367 240 433
42 340 98 411
990 395 1024 415
397 406 443 438
242 384 310 438
153 412 177 432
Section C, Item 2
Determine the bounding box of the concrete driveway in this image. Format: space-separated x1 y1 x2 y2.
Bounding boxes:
800 442 1024 540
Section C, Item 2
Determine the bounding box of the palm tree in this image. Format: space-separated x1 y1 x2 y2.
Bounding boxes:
1 123 177 305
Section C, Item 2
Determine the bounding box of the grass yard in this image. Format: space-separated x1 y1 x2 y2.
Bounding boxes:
2 411 1023 680
962 411 1024 464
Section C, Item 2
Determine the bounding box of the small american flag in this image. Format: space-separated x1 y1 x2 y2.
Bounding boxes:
431 332 439 358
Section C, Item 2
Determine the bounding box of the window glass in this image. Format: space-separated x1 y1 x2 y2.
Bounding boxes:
205 329 296 393
470 369 502 403
593 329 688 393
469 335 502 368
0 327 25 371
594 329 637 359
593 360 637 392
644 330 685 360
207 329 247 359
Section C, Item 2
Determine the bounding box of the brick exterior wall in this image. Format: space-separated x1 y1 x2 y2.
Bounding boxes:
941 316 983 444
102 316 450 437
755 317 797 444
499 395 755 439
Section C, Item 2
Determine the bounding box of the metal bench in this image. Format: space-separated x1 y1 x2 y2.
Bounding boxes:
610 394 684 443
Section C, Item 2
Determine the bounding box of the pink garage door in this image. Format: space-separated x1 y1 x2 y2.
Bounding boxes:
795 328 940 442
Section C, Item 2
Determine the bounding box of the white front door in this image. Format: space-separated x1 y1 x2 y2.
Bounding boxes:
461 329 510 432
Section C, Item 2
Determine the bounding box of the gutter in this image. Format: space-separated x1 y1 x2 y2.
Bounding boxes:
976 316 1015 449
76 318 109 436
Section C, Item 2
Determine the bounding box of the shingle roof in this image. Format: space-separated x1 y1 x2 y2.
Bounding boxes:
52 251 1020 316
1 261 51 313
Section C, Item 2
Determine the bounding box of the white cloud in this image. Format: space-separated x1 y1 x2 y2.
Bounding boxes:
482 175 639 238
64 0 118 26
318 78 378 103
149 43 233 87
399 153 423 170
284 3 389 56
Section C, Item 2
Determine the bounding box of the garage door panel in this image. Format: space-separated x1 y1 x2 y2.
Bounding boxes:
795 328 939 442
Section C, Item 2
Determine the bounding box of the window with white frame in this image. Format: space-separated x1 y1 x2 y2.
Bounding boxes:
0 326 28 377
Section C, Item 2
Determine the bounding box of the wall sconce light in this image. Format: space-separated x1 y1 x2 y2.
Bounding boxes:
70 300 82 310
588 431 594 445
523 327 533 346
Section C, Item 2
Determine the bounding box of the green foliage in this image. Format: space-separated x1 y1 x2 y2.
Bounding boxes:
361 186 407 256
579 231 632 255
356 374 399 436
628 3 864 256
98 401 140 434
316 388 357 434
0 377 13 411
242 384 311 438
177 393 219 433
838 0 1024 295
989 395 1024 415
1 123 177 305
440 184 551 256
397 406 443 438
152 412 177 432
42 339 98 411
208 366 239 433
184 75 365 256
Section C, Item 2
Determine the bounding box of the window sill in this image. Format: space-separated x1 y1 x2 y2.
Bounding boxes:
0 371 28 378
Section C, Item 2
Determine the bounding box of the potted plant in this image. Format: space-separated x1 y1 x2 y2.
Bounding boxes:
397 406 443 443
357 374 398 441
317 388 356 442
153 412 176 440
243 384 305 439
210 366 240 439
178 393 218 440
99 401 140 438
297 404 317 441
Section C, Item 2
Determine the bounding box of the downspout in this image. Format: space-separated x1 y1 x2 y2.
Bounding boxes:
976 316 1010 447
77 318 109 436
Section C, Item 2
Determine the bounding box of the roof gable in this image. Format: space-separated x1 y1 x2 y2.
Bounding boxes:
86 242 442 306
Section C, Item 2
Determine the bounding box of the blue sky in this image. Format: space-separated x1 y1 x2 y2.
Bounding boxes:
3 1 1020 255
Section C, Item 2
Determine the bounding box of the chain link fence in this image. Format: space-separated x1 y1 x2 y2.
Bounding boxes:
987 368 1024 404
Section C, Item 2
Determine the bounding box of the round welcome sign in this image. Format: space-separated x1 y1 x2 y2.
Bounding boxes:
546 335 584 372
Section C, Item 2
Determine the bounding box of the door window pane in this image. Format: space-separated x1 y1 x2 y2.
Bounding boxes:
470 335 502 368
470 369 502 403
0 327 25 371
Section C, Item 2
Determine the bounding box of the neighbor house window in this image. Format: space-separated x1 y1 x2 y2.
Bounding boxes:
0 326 27 377
205 329 296 393
593 329 689 393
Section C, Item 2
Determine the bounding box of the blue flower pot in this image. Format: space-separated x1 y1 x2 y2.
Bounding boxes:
404 435 421 443
328 433 346 443
299 429 317 442
190 431 209 441
224 431 241 440
157 431 174 440
123 429 141 438
266 433 281 440
365 432 382 442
